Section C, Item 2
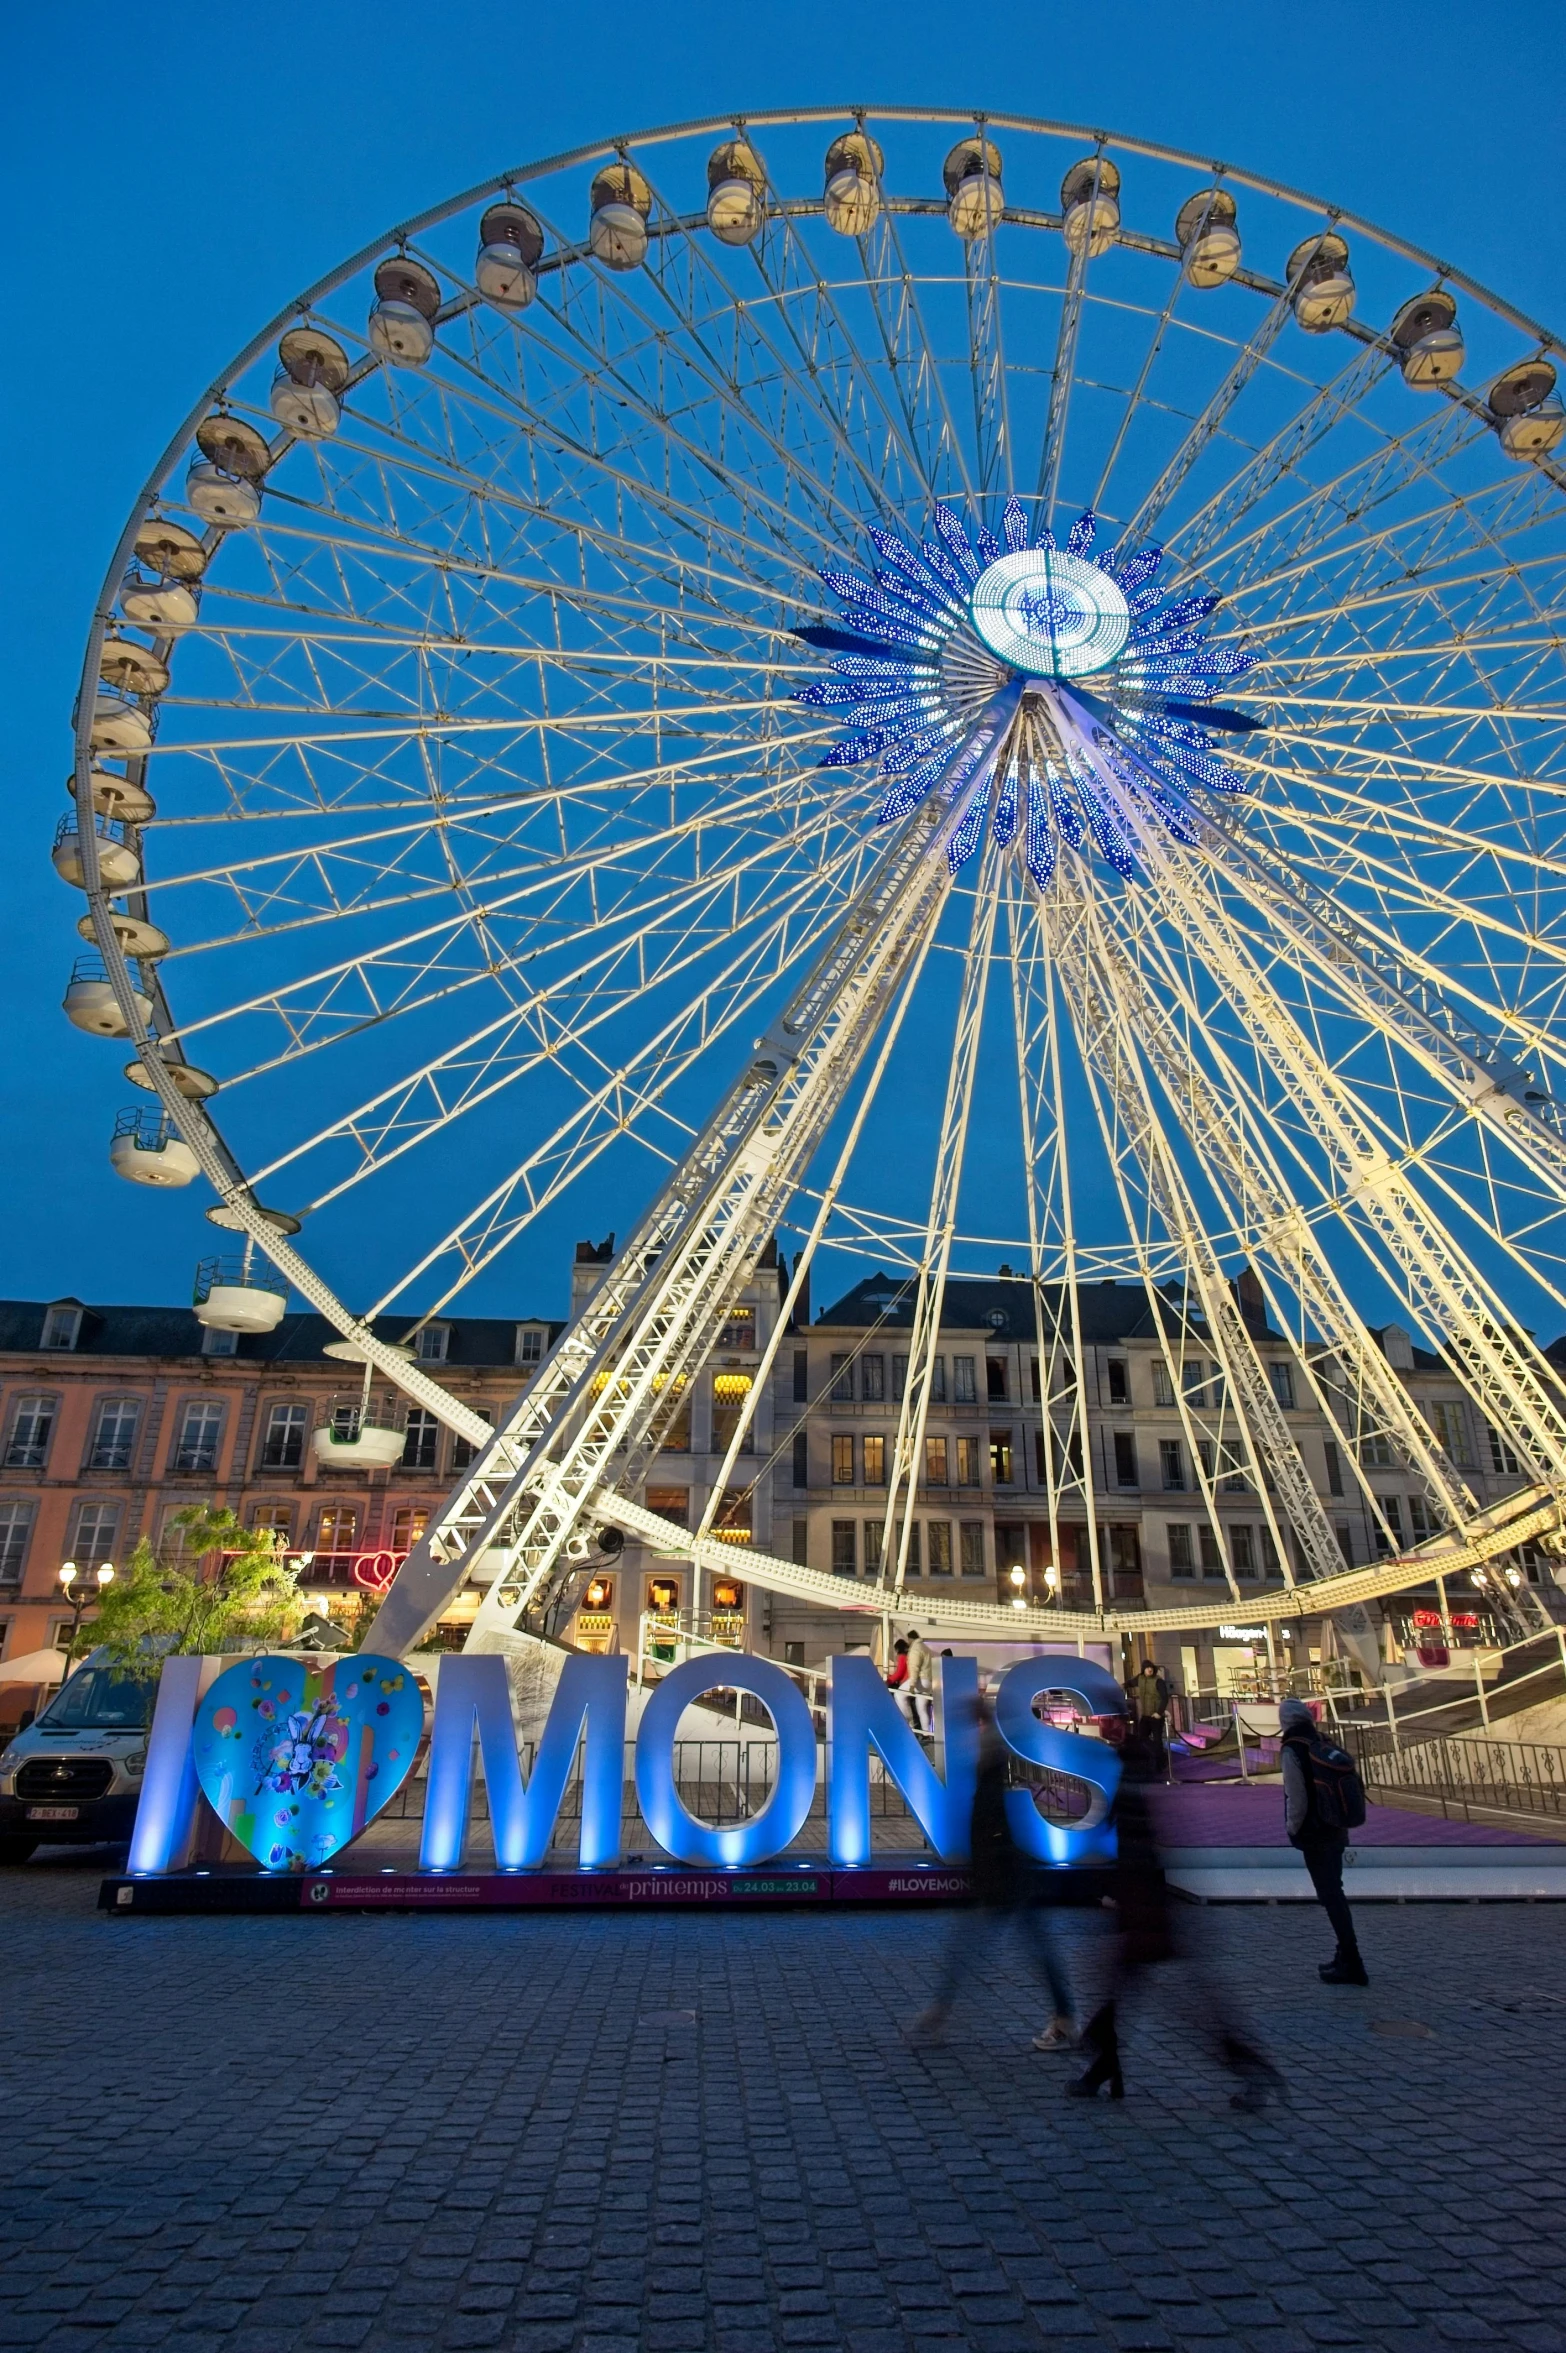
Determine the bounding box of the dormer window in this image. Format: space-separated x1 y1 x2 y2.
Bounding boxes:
41 1303 83 1351
202 1324 239 1357
516 1324 545 1367
413 1322 450 1364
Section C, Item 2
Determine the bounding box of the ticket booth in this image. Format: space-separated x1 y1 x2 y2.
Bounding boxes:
573 1571 617 1653
710 1576 746 1646
646 1572 682 1663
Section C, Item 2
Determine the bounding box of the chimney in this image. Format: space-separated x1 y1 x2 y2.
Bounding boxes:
1236 1263 1267 1331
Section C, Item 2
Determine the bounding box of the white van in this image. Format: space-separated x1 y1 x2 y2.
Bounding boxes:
0 1649 152 1862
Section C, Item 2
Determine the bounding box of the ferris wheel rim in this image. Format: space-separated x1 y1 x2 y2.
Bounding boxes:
63 106 1566 1648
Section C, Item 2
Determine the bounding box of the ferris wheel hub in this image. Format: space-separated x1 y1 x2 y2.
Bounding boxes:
968 549 1132 679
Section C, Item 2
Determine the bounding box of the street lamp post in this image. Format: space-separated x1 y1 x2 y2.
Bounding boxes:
57 1560 115 1672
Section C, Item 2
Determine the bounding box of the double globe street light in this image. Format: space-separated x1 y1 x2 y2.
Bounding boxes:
57 1560 115 1670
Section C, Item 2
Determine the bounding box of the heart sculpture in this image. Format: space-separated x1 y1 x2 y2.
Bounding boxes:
193 1654 423 1872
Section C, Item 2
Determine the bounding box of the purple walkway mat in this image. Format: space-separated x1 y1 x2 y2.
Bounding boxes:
1146 1779 1559 1847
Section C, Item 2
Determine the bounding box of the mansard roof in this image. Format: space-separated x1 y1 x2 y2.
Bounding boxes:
0 1301 561 1367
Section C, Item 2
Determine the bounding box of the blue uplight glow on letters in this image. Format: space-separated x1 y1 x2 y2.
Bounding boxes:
827 1653 979 1866
994 1657 1123 1865
126 1655 209 1875
634 1655 818 1867
420 1652 627 1872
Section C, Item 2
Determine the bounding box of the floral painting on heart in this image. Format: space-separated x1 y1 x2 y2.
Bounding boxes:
193 1654 422 1871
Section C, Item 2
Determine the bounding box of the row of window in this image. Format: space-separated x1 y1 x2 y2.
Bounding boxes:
0 1393 500 1480
801 1432 1018 1488
794 1517 991 1579
806 1351 1303 1411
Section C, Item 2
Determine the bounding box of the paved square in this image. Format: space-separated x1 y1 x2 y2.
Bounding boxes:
2 1859 1564 2353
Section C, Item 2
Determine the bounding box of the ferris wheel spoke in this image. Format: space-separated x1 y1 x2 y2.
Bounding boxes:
263 368 830 621
729 205 943 506
1215 449 1557 653
1034 235 1090 522
1140 840 1566 1477
251 461 818 643
605 157 924 532
244 820 869 1198
963 206 1015 504
851 206 972 507
1122 283 1306 548
1005 871 1104 1601
158 778 857 1062
880 854 1000 1599
368 847 884 1319
1188 400 1487 600
1042 885 1273 1597
396 249 861 575
134 728 835 928
1232 782 1566 1047
1097 893 1479 1536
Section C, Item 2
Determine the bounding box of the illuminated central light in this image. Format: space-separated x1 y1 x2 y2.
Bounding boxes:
968 548 1132 678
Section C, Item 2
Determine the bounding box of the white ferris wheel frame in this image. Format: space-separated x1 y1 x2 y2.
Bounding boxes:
65 106 1566 1649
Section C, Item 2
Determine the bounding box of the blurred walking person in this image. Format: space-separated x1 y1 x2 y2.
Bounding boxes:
1069 1767 1284 2110
910 1695 1075 2051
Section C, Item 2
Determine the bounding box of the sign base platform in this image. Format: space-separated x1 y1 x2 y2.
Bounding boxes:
99 1858 1123 1915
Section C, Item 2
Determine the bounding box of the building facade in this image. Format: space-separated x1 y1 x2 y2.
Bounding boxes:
0 1248 1558 1724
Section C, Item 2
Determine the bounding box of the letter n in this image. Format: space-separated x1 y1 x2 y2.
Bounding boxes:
827 1654 978 1865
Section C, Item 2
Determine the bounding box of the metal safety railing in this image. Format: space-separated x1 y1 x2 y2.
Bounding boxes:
368 1736 1096 1838
1343 1728 1566 1825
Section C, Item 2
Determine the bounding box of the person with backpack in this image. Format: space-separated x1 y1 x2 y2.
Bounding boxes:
1279 1695 1369 1985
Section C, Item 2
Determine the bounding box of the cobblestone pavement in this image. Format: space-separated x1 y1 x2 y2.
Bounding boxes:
3 1856 1565 2353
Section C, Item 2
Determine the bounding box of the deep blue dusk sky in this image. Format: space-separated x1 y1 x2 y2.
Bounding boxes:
3 0 1564 1320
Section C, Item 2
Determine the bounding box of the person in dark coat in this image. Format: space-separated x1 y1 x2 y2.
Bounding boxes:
1279 1694 1368 1985
1067 1762 1284 2109
909 1700 1076 2050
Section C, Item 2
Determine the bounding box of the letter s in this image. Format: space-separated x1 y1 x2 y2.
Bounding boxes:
994 1657 1123 1864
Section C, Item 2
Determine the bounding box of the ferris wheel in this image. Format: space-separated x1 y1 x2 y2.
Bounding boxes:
61 108 1566 1652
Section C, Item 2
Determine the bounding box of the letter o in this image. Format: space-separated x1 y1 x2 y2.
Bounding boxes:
635 1654 818 1866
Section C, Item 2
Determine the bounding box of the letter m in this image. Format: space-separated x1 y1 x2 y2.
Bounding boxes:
420 1653 627 1872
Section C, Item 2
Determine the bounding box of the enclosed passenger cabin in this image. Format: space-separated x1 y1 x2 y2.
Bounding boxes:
705 141 766 246
1060 155 1121 257
187 413 269 526
87 693 153 756
368 256 441 367
119 570 198 632
822 131 883 237
108 1106 199 1189
193 1254 287 1335
52 812 140 892
943 135 1003 239
1287 231 1355 331
270 324 349 435
312 1415 407 1468
1487 358 1565 459
475 202 544 305
1389 289 1464 388
589 163 653 270
63 954 151 1039
1175 187 1240 286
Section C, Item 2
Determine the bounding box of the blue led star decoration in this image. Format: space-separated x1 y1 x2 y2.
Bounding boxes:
793 497 1260 885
